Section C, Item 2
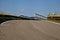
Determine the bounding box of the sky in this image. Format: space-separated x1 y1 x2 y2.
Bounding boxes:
0 0 60 17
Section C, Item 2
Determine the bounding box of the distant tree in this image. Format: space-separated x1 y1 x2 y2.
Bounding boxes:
19 15 28 18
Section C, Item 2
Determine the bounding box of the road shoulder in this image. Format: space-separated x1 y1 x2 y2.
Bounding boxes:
47 20 60 25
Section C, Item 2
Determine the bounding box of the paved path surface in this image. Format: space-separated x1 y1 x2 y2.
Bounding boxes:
0 20 60 40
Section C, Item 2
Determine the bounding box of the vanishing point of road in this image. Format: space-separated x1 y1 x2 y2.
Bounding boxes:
0 20 60 40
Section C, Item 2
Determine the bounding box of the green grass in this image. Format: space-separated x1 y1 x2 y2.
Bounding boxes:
47 18 60 23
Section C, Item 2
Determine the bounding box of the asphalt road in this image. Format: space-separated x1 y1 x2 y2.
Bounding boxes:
0 20 60 40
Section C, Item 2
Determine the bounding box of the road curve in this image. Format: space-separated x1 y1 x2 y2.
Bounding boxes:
0 20 60 40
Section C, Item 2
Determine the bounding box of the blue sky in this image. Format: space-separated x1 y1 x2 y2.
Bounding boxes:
0 0 60 17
